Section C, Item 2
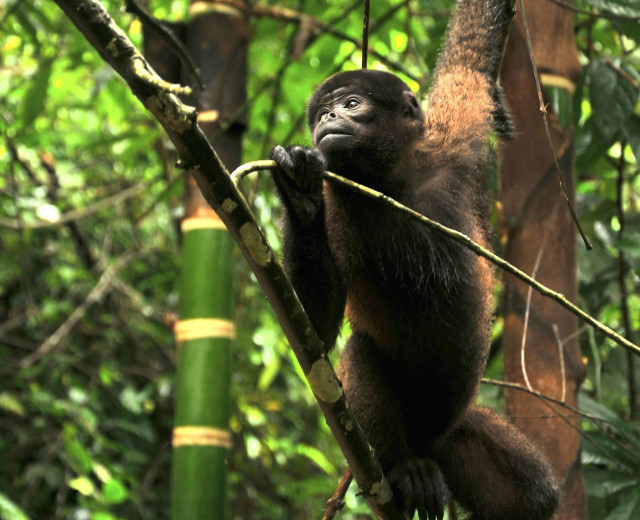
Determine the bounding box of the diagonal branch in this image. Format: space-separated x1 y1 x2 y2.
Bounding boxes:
51 0 403 517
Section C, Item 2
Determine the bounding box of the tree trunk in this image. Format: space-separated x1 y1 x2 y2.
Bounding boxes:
499 2 587 519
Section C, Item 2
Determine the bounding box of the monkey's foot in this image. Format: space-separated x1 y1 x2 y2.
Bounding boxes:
387 458 449 520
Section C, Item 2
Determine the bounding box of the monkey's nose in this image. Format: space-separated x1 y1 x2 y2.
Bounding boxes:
322 111 337 121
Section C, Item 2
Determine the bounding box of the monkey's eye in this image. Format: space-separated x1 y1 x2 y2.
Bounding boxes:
344 98 360 109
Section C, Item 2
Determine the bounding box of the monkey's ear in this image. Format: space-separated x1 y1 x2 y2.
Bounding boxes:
403 91 424 121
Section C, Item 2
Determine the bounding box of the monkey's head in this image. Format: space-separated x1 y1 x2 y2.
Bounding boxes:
306 70 424 177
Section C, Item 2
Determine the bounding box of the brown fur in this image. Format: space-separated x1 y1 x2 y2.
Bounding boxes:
270 0 559 518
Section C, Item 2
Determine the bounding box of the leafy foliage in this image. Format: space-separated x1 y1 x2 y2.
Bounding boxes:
0 0 638 519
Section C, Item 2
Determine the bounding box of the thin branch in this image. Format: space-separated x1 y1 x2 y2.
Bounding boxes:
0 182 147 230
124 0 204 90
250 0 418 81
520 200 560 394
20 251 138 368
520 207 552 392
486 378 640 481
362 0 370 69
593 47 640 91
52 2 404 516
323 467 353 520
518 0 592 250
232 160 640 357
482 379 588 421
552 324 567 402
547 0 640 21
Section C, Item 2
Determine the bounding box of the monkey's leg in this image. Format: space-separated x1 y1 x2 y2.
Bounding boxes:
338 333 448 520
432 406 560 520
279 203 346 349
338 333 409 467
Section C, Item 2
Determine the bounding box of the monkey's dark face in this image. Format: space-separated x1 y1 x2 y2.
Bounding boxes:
307 70 425 177
310 86 378 155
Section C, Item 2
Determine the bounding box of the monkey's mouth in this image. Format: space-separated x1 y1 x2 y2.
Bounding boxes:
317 130 352 144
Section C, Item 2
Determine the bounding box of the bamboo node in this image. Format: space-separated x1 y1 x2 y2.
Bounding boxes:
175 318 236 342
539 73 576 94
173 426 232 449
181 216 226 232
196 109 220 123
189 1 244 18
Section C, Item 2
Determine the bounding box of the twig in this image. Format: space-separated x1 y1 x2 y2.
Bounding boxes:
323 467 354 520
362 0 370 69
520 201 559 393
547 0 640 21
484 377 640 481
20 251 138 367
518 0 592 251
0 182 147 230
124 0 204 90
232 160 640 357
552 324 567 403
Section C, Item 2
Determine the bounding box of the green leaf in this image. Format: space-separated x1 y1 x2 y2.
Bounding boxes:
0 393 25 416
63 425 92 474
20 58 53 130
0 492 30 520
389 30 408 53
583 0 640 18
615 232 640 257
582 467 637 498
575 117 610 171
609 486 640 520
624 114 640 164
102 478 128 505
92 513 119 520
295 444 336 474
589 60 638 145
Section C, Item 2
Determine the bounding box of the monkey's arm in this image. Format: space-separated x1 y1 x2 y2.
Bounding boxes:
425 0 515 157
270 145 347 350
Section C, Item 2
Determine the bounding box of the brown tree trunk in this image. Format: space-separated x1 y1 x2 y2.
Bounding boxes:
499 2 587 519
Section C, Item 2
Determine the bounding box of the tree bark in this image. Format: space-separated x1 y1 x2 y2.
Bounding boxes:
499 2 587 519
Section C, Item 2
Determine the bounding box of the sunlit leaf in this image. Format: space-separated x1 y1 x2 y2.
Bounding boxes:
0 492 30 520
69 476 95 496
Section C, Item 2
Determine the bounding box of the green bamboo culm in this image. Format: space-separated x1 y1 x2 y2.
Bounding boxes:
171 216 235 520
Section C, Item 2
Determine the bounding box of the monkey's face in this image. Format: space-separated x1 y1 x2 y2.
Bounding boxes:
310 86 378 157
306 70 424 179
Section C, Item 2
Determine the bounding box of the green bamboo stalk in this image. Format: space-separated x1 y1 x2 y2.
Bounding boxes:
172 222 235 519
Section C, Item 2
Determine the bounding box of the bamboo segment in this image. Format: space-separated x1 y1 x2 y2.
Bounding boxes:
171 226 235 519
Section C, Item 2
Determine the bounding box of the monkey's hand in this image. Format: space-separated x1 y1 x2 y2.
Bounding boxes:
270 145 325 225
387 458 449 520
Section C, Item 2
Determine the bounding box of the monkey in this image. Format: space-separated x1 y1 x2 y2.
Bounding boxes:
269 0 561 518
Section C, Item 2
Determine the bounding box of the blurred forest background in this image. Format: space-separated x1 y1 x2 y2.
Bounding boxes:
1 0 639 519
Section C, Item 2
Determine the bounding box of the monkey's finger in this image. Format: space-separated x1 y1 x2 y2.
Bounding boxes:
399 473 415 517
269 145 296 179
415 465 435 520
406 464 428 520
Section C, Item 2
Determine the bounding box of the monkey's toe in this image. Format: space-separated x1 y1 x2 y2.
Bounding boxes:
388 458 449 520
